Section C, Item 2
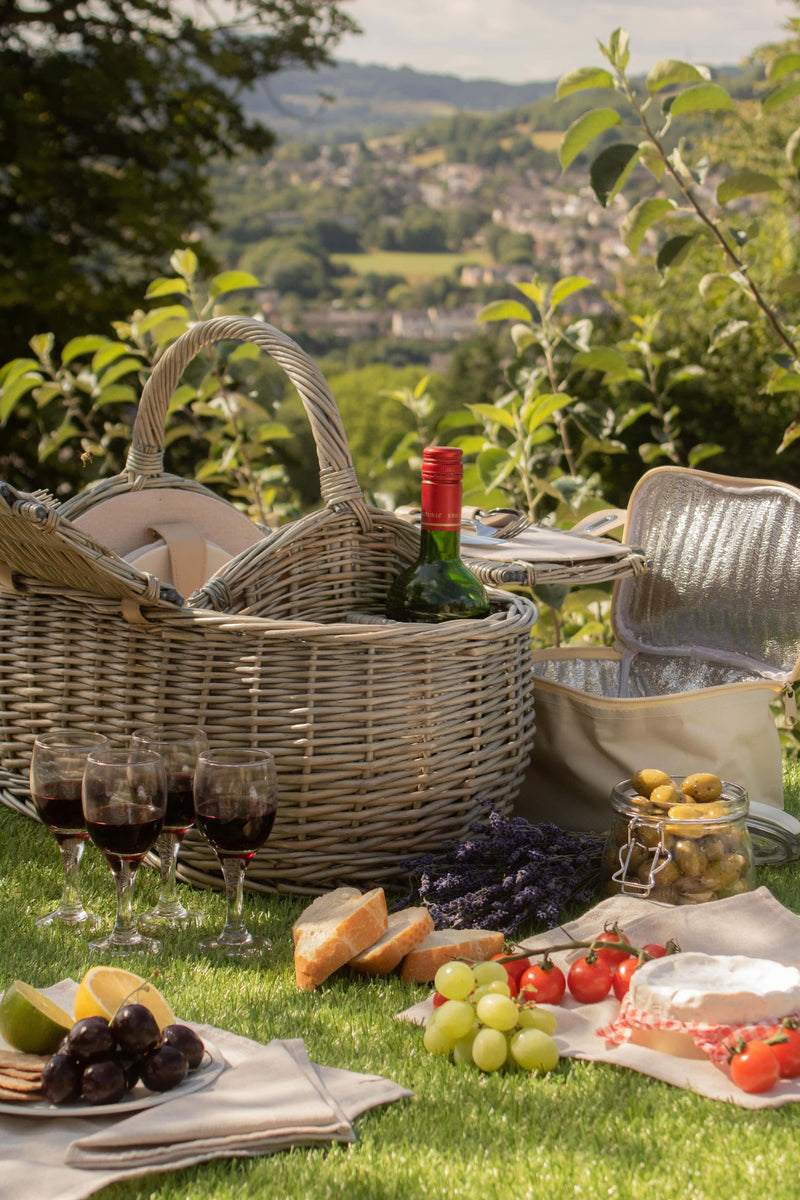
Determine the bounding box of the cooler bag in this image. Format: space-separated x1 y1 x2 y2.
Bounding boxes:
515 467 800 833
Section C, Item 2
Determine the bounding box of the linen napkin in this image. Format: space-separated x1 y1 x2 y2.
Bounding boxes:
398 886 800 1109
459 523 637 564
0 1001 411 1200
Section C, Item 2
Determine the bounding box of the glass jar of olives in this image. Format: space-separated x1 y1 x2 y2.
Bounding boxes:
601 774 756 905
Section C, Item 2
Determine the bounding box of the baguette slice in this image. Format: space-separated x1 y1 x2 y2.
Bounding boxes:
400 928 505 983
349 907 435 976
293 886 388 990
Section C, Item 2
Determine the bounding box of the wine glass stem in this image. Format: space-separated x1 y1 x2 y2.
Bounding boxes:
112 858 140 941
155 830 182 913
57 836 86 916
220 856 249 943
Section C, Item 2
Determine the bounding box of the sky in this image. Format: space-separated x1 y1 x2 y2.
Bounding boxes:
335 0 792 82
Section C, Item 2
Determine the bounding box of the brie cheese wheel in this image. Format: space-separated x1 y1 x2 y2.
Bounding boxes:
629 952 800 1025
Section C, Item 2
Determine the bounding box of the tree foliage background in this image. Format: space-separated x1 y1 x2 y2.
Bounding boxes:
0 0 357 355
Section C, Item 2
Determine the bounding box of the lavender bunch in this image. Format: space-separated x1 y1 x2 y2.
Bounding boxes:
394 802 602 936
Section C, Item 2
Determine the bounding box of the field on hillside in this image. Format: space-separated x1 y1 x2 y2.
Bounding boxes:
331 249 494 281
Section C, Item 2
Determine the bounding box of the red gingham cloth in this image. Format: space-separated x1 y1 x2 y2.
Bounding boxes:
597 993 800 1067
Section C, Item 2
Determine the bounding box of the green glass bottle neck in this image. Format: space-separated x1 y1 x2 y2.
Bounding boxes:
417 527 461 562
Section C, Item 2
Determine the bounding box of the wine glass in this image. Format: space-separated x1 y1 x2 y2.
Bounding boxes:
29 728 108 931
82 746 167 955
193 747 278 958
129 724 208 931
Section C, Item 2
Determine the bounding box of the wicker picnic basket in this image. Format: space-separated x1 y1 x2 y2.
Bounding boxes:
0 316 537 895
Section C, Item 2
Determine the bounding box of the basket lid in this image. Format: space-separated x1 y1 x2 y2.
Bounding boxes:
0 482 183 610
612 467 800 683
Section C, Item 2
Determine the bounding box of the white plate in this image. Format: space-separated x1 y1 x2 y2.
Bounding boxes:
0 1037 225 1118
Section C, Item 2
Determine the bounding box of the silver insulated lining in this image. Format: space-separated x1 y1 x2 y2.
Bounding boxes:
531 651 765 698
533 469 800 698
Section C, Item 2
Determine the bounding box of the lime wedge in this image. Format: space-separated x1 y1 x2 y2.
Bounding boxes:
0 981 73 1054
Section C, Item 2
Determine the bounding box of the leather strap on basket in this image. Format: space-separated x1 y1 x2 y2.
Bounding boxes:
127 317 371 531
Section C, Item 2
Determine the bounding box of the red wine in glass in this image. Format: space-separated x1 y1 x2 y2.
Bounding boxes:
195 809 276 859
194 747 278 958
129 726 208 931
85 810 163 859
82 745 167 956
29 729 107 930
31 778 88 841
164 771 195 835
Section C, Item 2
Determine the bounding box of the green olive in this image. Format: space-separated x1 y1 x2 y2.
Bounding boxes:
673 839 707 877
681 772 723 802
650 783 682 809
631 768 673 797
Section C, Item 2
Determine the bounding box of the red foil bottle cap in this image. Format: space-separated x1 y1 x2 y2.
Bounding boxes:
420 446 462 531
421 446 463 483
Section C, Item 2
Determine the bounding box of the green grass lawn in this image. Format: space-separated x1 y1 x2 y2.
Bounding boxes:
331 249 493 281
2 767 800 1200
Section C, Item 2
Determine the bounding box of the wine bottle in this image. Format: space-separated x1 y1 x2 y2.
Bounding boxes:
386 446 490 623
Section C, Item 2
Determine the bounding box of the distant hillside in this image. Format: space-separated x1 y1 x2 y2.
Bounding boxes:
244 60 558 139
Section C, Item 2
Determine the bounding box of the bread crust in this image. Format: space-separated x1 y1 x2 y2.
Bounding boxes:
350 907 435 975
293 887 388 990
400 929 505 983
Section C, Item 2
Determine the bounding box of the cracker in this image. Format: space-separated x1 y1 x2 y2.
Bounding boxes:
0 1050 49 1070
0 1085 42 1103
0 1073 43 1093
0 1065 44 1080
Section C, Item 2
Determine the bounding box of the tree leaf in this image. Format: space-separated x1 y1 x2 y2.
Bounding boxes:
646 59 709 93
476 446 516 489
0 357 42 386
436 409 475 433
61 335 110 364
573 347 629 375
687 442 723 467
589 143 640 207
717 170 781 205
763 78 800 114
477 299 532 323
0 373 42 423
452 434 488 455
637 140 665 181
92 384 138 410
656 233 699 275
555 66 614 100
525 393 568 433
148 317 191 346
549 276 593 311
559 108 622 170
607 28 630 72
97 357 142 388
667 83 735 117
513 281 545 305
708 319 751 351
29 332 54 360
170 249 198 279
144 277 190 299
620 198 676 255
209 270 262 297
768 52 800 82
91 342 134 373
253 422 292 442
786 127 800 170
467 402 517 431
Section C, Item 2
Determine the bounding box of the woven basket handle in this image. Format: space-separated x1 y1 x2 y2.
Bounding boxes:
128 316 366 514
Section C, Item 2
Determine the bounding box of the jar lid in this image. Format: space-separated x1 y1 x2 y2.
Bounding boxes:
747 802 800 866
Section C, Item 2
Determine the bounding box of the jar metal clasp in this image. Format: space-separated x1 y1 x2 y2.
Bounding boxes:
611 816 674 897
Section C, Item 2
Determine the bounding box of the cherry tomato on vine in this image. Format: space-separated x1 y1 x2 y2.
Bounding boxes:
593 929 634 969
766 1023 800 1078
641 943 668 959
567 954 613 1004
612 957 640 1001
519 962 567 1006
432 991 448 1008
492 953 531 986
730 1040 780 1094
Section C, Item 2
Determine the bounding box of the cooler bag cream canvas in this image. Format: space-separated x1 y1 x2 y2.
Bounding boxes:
516 467 800 833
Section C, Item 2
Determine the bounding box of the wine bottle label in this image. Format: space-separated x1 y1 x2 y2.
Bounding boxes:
420 478 461 531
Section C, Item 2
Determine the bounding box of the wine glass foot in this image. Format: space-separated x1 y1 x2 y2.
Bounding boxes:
137 906 203 934
88 932 162 956
35 907 101 932
199 933 271 959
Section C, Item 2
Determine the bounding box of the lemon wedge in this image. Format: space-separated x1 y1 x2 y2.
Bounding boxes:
74 967 175 1029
